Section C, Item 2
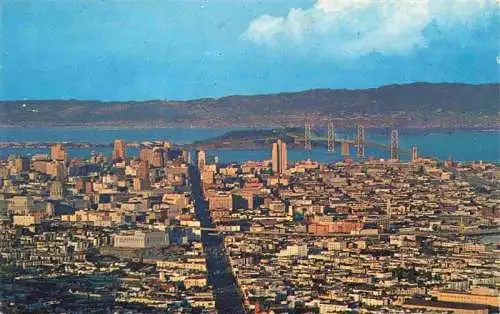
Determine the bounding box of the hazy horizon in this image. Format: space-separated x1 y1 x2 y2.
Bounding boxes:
2 81 499 102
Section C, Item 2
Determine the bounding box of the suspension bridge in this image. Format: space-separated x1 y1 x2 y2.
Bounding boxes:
288 120 418 161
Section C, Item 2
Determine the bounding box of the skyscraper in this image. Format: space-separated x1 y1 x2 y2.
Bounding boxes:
136 160 150 183
341 142 350 157
356 125 365 158
151 148 164 168
140 147 165 168
182 149 189 164
135 160 150 190
51 144 67 162
411 146 418 162
139 147 152 163
47 161 66 181
197 150 206 171
272 143 279 173
14 156 30 173
113 139 127 160
272 139 287 175
390 129 399 160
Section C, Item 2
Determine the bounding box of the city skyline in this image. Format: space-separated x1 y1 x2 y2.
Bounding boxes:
1 135 498 313
3 0 499 100
0 1 498 313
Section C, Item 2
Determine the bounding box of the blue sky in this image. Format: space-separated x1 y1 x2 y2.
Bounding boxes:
2 0 499 101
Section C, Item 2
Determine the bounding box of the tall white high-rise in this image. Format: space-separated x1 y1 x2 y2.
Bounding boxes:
196 150 206 171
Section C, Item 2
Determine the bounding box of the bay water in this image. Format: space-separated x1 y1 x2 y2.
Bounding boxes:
1 127 498 163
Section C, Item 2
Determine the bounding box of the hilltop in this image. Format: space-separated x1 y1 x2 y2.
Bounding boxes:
1 83 498 128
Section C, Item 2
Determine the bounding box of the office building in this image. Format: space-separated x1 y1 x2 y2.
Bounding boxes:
136 160 150 184
51 144 67 162
50 181 64 200
271 139 287 175
412 146 418 162
197 150 206 171
46 161 66 181
8 196 34 215
202 169 215 185
112 139 127 160
114 230 169 249
14 156 30 173
140 147 165 168
208 193 233 210
279 245 308 258
341 142 350 157
13 215 41 227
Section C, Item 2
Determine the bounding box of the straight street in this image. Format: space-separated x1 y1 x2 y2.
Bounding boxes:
189 166 245 314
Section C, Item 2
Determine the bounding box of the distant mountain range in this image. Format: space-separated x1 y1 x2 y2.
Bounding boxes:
1 83 499 128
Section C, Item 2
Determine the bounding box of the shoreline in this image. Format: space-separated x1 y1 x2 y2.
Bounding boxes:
0 124 499 132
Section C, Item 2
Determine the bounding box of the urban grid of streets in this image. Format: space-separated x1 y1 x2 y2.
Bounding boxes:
0 140 498 313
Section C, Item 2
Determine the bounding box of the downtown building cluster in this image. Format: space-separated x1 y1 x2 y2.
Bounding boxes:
0 141 216 313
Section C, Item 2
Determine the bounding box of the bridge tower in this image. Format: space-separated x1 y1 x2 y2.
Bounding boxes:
411 145 418 162
391 129 399 160
304 121 312 151
327 121 335 153
356 124 365 159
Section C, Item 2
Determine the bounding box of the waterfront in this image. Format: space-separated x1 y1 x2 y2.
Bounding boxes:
1 127 499 162
1 131 498 313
